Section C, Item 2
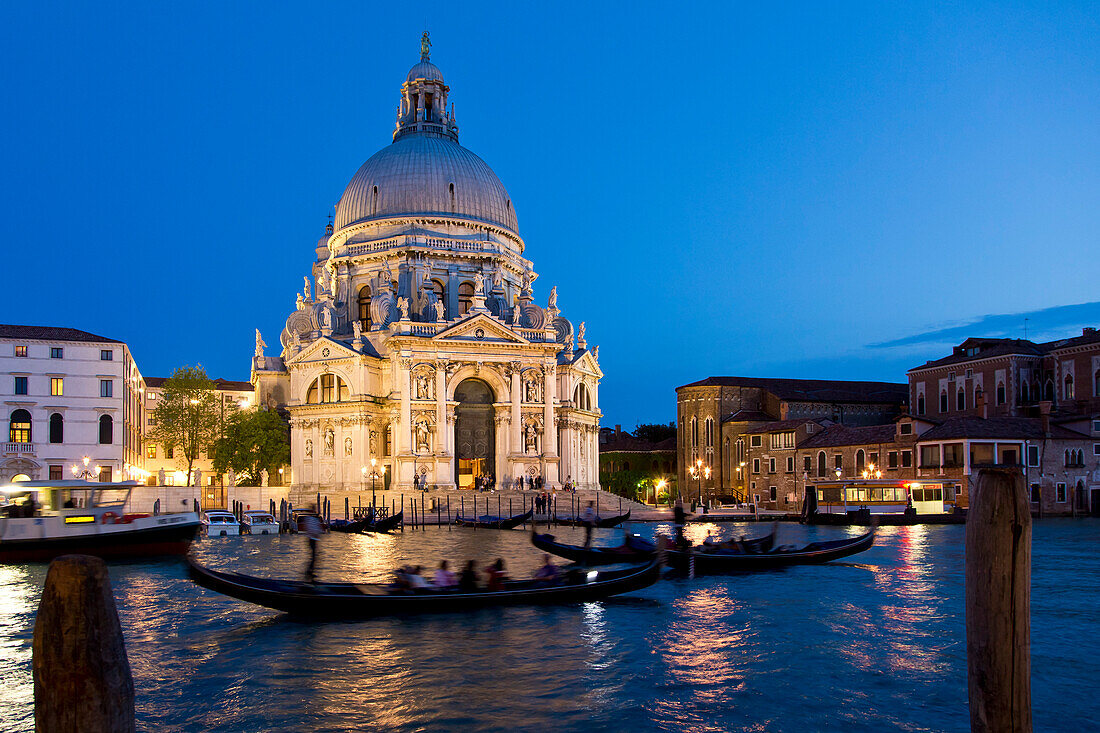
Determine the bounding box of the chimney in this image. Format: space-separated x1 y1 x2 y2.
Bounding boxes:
1039 400 1052 437
1084 327 1097 336
615 424 621 438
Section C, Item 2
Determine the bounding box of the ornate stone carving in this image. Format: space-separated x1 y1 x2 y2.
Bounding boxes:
305 438 313 458
255 329 266 357
344 436 353 456
324 427 335 456
397 297 410 321
548 286 557 308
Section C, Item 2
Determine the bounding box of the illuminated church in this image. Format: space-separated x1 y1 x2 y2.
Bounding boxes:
252 35 602 494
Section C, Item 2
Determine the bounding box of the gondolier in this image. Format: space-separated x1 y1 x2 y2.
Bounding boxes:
581 501 597 549
302 507 323 582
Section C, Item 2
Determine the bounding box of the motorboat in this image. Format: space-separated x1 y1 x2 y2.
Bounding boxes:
202 511 241 537
241 511 279 535
0 480 200 563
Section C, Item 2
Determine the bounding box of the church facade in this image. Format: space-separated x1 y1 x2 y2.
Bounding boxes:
252 38 602 495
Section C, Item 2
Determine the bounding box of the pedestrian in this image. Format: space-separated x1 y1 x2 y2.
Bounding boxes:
301 506 323 582
581 500 597 550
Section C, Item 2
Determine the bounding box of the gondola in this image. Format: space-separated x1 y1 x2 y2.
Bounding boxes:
329 510 404 534
553 510 632 528
532 529 875 573
186 555 661 617
453 509 533 530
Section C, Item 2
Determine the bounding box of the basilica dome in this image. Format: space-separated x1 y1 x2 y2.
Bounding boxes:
334 135 518 234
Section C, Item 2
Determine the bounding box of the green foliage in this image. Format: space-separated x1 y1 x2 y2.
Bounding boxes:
212 408 290 485
148 366 222 485
633 422 676 443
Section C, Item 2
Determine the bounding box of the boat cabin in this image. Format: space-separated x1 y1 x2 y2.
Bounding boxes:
809 478 951 516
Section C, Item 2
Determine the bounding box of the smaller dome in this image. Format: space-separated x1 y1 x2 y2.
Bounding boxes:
407 60 443 83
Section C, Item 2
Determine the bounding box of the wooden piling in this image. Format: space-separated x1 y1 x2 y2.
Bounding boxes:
33 555 135 732
966 467 1032 733
447 495 451 531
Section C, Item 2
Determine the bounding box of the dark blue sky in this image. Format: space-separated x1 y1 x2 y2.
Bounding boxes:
3 2 1098 428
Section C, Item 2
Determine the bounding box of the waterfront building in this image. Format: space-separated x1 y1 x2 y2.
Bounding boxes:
598 425 677 502
0 325 146 484
675 376 907 501
252 37 602 496
141 377 257 498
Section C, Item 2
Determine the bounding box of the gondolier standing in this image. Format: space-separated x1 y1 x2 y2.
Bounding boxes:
673 497 689 550
302 507 323 583
581 501 597 549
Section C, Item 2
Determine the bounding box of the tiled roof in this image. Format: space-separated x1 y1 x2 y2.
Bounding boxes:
721 409 775 423
0 324 122 344
1040 329 1100 352
799 424 899 449
680 376 907 404
146 377 254 392
745 418 821 434
599 434 676 453
910 339 1044 370
917 416 1087 441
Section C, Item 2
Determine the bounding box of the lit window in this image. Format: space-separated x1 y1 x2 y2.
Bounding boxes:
100 350 113 361
100 380 113 398
9 409 32 442
50 347 63 359
51 378 63 396
1065 374 1075 400
1056 483 1067 503
146 445 157 459
14 345 26 357
358 285 372 331
147 392 156 400
458 282 474 315
14 376 27 395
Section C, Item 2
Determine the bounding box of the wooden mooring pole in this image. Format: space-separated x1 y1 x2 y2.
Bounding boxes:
966 467 1032 733
34 555 135 732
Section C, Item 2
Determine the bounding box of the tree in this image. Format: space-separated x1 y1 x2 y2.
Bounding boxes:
212 408 290 485
633 422 676 443
148 366 221 486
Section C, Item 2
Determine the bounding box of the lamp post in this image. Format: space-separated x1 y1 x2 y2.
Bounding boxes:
656 479 667 507
861 462 882 480
738 461 746 501
71 456 102 482
688 459 711 508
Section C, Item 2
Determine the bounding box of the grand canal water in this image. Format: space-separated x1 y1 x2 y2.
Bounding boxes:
2 519 1099 732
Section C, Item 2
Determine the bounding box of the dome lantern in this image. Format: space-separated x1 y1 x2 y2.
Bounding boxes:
394 31 457 143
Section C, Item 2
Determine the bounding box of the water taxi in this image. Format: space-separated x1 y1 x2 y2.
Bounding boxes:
804 478 965 525
0 480 200 563
241 511 279 535
201 511 241 537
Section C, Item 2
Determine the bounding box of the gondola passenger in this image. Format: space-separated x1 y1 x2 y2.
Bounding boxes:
485 558 508 591
433 560 457 589
533 555 560 586
458 560 479 591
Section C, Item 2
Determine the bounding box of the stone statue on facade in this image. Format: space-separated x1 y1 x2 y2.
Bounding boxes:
492 268 503 290
434 301 446 321
344 436 353 456
157 468 165 486
382 258 394 286
353 320 362 340
320 307 332 330
548 286 557 308
593 345 599 360
303 276 311 301
577 321 585 343
254 329 266 357
416 373 430 400
305 438 313 458
227 468 236 487
260 469 269 487
512 304 522 324
415 420 430 452
398 297 410 320
525 424 538 453
324 428 335 455
330 268 339 301
525 378 538 403
521 270 533 293
296 292 305 310
474 271 485 295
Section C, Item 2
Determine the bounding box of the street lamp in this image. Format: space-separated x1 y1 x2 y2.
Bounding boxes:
688 459 711 508
861 462 882 480
71 456 102 482
656 478 667 506
367 458 386 508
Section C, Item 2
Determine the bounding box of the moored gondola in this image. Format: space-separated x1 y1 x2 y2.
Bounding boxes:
552 510 632 528
329 510 404 534
453 509 533 530
186 555 661 617
532 529 875 573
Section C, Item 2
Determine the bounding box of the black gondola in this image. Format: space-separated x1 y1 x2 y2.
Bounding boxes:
554 510 632 528
453 509 533 530
329 510 404 534
532 529 875 573
186 556 661 617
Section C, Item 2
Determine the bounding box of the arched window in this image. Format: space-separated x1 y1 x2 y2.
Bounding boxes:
817 451 826 478
1065 449 1070 466
856 450 866 473
306 374 349 404
49 413 63 444
574 383 591 411
705 418 714 447
358 285 372 331
458 282 474 315
1065 374 1075 400
690 417 698 448
623 461 631 471
431 279 446 315
940 390 948 413
98 415 113 445
1021 381 1030 402
917 394 925 415
384 425 392 457
1094 370 1100 397
957 388 965 411
1044 380 1055 401
9 409 31 443
996 382 1006 405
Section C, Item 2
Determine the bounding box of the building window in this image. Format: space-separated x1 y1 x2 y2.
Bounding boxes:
705 418 714 447
1022 381 1031 402
166 446 174 459
771 431 795 449
147 416 157 426
9 409 32 443
786 456 794 473
869 452 879 466
48 413 63 444
1029 484 1040 503
100 379 113 398
1056 483 1067 503
49 465 63 480
100 467 112 483
1094 443 1100 456
14 345 27 357
817 451 826 478
574 383 591 411
888 451 899 468
957 388 965 411
1065 374 1075 400
834 454 842 471
1095 370 1100 397
146 445 156 459
943 443 963 468
996 382 1006 405
752 458 760 474
769 486 777 502
750 435 762 448
899 423 913 435
802 455 811 473
901 450 913 468
940 391 948 413
358 285 372 331
768 458 776 473
51 378 63 396
691 417 698 448
856 450 866 473
306 374 348 404
917 394 925 415
100 350 113 361
50 347 63 359
147 392 156 401
98 414 113 445
458 282 475 315
14 376 27 395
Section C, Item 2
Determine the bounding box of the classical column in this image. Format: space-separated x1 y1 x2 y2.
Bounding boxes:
399 358 412 456
542 364 557 457
510 362 521 458
435 364 447 454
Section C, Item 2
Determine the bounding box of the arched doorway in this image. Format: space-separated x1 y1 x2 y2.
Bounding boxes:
454 378 494 488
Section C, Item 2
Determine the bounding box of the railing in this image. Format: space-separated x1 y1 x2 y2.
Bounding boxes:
4 442 35 455
343 233 509 258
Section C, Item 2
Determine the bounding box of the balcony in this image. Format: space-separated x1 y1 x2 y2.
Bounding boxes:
4 442 35 456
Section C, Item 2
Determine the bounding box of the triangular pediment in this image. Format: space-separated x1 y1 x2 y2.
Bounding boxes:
571 348 604 379
287 337 362 366
432 314 529 345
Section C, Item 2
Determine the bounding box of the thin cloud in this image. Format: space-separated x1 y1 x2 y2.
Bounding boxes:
869 301 1100 349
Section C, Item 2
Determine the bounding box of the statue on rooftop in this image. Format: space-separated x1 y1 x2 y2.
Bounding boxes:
421 31 431 60
548 286 557 309
303 276 311 301
254 329 266 357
